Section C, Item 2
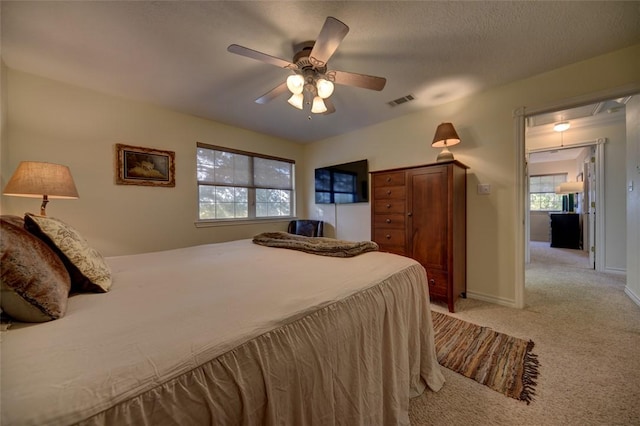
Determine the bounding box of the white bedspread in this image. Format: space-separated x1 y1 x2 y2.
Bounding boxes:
1 239 444 425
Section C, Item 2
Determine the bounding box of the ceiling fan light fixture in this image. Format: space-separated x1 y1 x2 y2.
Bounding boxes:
287 93 304 109
228 17 386 116
311 96 327 114
316 78 334 99
286 74 305 95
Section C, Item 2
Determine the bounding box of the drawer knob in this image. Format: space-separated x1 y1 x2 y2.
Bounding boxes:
386 204 391 209
387 190 391 195
386 177 392 183
385 234 391 239
385 218 391 224
407 212 413 217
429 279 435 285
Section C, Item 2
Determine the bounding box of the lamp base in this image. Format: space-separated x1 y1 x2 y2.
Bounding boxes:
436 147 454 162
40 195 49 216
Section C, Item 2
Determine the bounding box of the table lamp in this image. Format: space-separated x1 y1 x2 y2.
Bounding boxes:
432 122 461 162
3 161 79 216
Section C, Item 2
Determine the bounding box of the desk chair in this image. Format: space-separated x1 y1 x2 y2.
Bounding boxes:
288 220 324 237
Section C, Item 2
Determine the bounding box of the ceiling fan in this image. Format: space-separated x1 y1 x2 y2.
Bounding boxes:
227 16 387 115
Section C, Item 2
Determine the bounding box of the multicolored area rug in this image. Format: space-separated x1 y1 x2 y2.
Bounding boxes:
431 311 540 404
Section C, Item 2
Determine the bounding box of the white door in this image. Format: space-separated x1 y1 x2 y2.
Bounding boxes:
524 153 530 263
587 147 596 269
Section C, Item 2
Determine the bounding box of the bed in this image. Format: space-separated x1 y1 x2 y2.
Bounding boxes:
1 216 445 425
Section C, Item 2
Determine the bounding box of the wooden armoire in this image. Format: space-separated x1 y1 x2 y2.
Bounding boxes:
370 160 468 312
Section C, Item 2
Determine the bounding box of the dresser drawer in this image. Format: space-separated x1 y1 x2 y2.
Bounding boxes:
374 186 406 200
426 269 448 298
373 214 405 229
373 199 405 214
373 172 405 187
373 228 406 247
377 243 406 256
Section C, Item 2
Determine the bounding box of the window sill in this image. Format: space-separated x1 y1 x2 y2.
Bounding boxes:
194 217 295 228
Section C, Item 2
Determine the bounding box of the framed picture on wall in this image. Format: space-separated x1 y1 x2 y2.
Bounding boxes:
115 144 175 187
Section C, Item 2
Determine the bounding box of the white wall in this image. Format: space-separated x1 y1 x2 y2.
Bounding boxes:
626 96 640 305
0 62 7 186
1 70 305 256
530 211 551 242
528 158 582 177
305 44 640 306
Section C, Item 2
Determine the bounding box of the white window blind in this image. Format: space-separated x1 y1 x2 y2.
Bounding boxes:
197 143 294 220
530 173 566 211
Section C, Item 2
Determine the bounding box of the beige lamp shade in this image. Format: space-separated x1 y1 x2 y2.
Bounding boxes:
432 122 461 162
3 161 79 215
555 181 584 194
431 122 461 148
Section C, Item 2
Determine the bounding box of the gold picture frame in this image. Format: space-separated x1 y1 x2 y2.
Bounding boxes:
116 144 175 187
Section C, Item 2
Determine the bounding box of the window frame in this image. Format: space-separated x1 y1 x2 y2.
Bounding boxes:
196 143 295 224
529 173 567 212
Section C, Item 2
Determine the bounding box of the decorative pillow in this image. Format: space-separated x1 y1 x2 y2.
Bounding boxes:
24 213 112 293
0 215 71 322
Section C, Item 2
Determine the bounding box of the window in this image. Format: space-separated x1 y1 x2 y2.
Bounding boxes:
529 174 566 211
197 143 294 220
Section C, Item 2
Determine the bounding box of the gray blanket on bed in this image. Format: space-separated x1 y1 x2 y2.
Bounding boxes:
252 232 379 257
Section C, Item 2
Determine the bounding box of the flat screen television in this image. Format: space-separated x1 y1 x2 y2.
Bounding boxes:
315 159 369 204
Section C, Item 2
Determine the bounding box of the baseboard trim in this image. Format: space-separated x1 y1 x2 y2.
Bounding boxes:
625 287 640 308
465 291 518 309
469 282 637 309
604 267 626 275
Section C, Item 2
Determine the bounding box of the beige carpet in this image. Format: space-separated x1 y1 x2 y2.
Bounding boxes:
409 241 640 425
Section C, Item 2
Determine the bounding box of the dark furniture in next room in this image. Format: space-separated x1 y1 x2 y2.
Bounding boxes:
550 213 581 249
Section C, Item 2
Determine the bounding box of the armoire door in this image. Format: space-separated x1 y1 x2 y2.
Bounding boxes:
407 166 449 274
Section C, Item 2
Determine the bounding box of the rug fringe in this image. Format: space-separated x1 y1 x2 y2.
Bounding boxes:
519 340 540 405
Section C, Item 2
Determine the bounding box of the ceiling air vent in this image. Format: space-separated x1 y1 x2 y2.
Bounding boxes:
388 94 415 107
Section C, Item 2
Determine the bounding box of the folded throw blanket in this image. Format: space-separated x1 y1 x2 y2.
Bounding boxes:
252 232 379 258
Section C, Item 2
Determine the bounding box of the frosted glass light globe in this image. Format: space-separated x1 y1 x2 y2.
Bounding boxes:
316 78 334 99
311 96 327 114
287 93 304 109
286 74 305 95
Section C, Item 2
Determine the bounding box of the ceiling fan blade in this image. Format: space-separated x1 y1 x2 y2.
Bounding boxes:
309 17 349 68
331 70 387 91
228 44 297 69
322 97 336 115
255 82 289 104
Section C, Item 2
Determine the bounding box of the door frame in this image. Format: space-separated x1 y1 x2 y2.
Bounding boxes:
513 83 640 309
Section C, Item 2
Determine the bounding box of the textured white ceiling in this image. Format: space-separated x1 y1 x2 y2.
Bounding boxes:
2 1 639 143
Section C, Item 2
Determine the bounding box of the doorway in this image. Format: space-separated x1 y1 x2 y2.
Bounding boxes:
514 91 635 309
526 144 600 269
523 98 626 273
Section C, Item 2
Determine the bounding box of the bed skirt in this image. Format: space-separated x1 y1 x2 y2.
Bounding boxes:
79 265 443 425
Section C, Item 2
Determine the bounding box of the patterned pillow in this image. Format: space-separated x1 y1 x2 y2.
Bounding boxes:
24 214 112 293
0 215 71 322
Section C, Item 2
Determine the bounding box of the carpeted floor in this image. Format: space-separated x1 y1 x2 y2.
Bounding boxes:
409 241 640 425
